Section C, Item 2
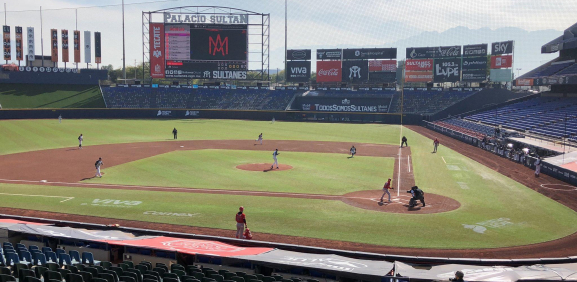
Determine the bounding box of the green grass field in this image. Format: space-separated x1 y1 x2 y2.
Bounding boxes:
0 119 576 249
0 84 105 108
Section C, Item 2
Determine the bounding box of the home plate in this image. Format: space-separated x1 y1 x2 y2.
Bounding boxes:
40 180 47 183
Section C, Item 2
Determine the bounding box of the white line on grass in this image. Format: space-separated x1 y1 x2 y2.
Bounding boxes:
442 156 447 164
408 155 411 173
0 192 74 203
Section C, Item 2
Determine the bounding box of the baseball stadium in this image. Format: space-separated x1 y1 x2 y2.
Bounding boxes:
0 1 577 282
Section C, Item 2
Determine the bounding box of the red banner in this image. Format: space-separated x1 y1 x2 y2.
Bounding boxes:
15 26 22 61
405 71 433 82
149 23 165 78
62 29 69 63
316 61 342 82
516 78 533 86
405 59 433 71
369 60 396 72
73 30 80 63
51 29 58 62
491 55 512 69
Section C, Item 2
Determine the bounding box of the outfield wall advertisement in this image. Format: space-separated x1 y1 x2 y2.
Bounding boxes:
286 61 311 82
316 61 342 82
295 96 392 113
434 58 461 82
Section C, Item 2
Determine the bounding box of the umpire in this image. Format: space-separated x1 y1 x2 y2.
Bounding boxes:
401 136 408 148
172 128 178 140
407 186 425 208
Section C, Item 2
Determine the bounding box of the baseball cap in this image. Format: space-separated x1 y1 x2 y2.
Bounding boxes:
455 271 464 278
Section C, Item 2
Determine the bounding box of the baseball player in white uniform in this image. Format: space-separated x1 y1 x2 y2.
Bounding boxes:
271 149 280 169
78 134 83 149
95 158 103 178
256 133 263 145
58 114 62 123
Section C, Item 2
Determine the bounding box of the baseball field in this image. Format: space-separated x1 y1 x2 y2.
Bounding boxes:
0 119 576 257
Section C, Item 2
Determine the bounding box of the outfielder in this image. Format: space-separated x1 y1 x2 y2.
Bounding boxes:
350 146 356 158
235 206 247 239
78 134 83 149
271 149 280 169
380 178 393 203
58 114 62 124
433 138 440 153
256 133 263 145
95 157 103 178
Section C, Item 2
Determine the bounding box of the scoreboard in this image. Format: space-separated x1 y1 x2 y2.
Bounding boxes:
152 23 248 79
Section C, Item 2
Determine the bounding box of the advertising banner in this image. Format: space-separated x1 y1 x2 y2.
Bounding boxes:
490 55 512 69
368 60 396 72
286 49 311 60
406 47 436 59
3 26 10 60
434 58 461 82
491 40 514 55
316 49 342 60
368 71 396 82
341 60 368 82
463 44 488 56
61 29 69 63
94 32 101 63
296 96 392 113
26 27 34 61
286 61 311 82
316 60 342 83
462 56 487 70
436 45 461 58
462 69 487 82
51 29 58 62
73 30 80 63
15 26 22 61
405 59 433 71
489 69 512 82
84 31 91 63
405 71 433 82
516 78 533 86
164 61 247 79
343 48 396 60
149 23 165 78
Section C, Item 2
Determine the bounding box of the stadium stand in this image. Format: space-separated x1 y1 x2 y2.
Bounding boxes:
434 118 496 139
389 90 476 114
0 84 105 108
101 87 297 111
554 62 577 76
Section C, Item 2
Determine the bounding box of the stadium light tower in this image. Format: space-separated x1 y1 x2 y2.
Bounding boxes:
284 0 287 83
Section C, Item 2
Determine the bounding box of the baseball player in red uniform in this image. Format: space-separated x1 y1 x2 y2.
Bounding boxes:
380 178 393 203
235 206 247 239
433 138 440 153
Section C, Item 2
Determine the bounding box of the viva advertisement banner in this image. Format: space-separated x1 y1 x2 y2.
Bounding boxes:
51 29 58 62
342 60 368 82
490 69 512 82
286 61 311 82
434 58 461 83
490 55 512 69
84 31 91 63
73 30 80 63
149 23 165 78
405 71 433 82
405 59 433 71
3 26 10 60
316 60 342 82
26 27 34 61
462 56 487 70
15 26 22 61
61 29 69 63
491 40 514 55
95 32 101 63
463 44 488 57
462 69 487 82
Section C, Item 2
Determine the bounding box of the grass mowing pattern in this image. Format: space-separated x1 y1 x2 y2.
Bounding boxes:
0 84 104 108
84 150 394 195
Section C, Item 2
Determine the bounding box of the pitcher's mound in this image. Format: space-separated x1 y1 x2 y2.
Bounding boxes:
236 163 293 172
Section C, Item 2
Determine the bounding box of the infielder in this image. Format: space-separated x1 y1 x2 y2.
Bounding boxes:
271 149 280 169
235 206 247 239
350 146 356 158
256 133 263 145
95 157 103 178
380 178 393 203
78 134 83 149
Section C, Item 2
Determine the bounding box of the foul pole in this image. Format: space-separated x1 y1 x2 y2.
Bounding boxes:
397 68 405 197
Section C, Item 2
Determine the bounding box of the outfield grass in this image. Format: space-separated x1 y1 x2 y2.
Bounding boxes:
84 150 394 195
0 119 576 248
0 119 401 155
0 84 105 109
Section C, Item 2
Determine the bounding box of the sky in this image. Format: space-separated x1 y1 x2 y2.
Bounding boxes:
3 0 577 75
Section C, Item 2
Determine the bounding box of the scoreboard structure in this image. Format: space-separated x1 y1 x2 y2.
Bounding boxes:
143 6 270 81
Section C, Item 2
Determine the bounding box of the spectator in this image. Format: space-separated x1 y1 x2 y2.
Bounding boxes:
450 271 465 282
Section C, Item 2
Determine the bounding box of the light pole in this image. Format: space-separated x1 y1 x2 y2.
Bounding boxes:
516 68 522 79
